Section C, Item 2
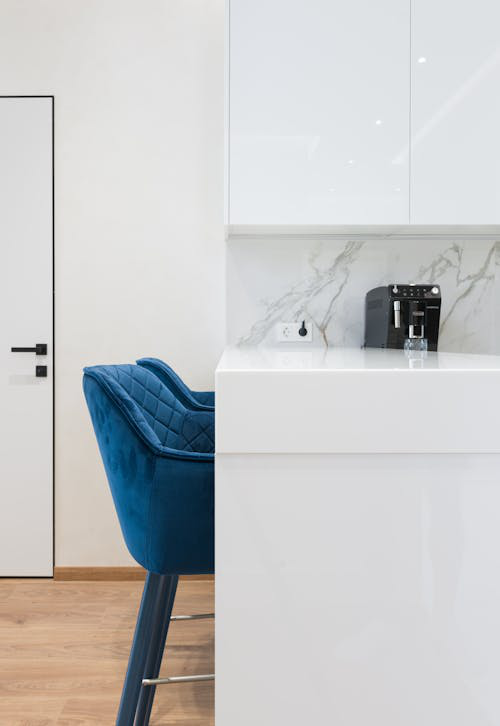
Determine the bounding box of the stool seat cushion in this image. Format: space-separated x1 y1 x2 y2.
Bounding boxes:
83 364 214 575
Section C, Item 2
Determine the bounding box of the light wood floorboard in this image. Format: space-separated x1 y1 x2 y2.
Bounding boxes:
0 579 214 725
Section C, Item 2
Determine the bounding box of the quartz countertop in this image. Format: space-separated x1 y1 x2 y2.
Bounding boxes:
216 346 500 454
217 345 500 372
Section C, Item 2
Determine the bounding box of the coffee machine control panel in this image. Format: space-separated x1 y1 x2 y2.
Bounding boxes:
391 284 440 299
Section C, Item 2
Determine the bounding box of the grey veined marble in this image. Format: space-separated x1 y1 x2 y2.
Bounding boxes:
227 238 499 353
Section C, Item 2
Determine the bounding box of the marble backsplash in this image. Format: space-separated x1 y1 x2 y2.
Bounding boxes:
227 237 500 353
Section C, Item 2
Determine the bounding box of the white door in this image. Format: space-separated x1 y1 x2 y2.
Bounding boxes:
228 0 410 225
0 97 53 576
411 0 500 223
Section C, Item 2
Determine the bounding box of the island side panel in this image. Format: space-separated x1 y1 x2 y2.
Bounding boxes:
216 452 500 726
215 370 500 454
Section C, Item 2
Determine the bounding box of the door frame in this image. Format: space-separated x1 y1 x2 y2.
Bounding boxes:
0 95 55 576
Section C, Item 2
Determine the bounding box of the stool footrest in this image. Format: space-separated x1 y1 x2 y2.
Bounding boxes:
142 674 215 686
170 613 214 621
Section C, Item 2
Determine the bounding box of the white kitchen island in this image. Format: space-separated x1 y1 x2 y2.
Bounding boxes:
215 346 500 726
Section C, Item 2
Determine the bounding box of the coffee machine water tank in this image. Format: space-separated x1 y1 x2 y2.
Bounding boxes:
364 284 442 351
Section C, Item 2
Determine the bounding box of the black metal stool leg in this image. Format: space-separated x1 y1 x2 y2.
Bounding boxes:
134 574 178 725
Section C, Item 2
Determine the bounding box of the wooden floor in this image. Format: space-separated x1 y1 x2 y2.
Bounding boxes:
0 579 214 725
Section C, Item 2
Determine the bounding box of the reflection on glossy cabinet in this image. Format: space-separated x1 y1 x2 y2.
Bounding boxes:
228 0 410 225
410 0 500 224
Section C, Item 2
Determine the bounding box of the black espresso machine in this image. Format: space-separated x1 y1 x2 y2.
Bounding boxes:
364 284 441 351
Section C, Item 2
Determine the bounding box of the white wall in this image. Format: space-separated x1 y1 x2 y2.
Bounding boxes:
0 0 225 565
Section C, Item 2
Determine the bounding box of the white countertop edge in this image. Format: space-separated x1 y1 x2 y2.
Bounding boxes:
216 346 500 373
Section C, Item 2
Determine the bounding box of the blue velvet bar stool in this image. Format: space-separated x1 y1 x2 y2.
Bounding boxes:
136 357 215 410
82 364 215 726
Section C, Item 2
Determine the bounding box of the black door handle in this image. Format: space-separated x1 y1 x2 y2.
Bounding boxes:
11 343 47 355
36 365 48 378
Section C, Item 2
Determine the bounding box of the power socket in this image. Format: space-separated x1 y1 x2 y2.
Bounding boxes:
277 320 313 343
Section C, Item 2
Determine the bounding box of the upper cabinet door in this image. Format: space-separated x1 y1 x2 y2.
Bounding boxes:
411 0 500 224
228 0 410 226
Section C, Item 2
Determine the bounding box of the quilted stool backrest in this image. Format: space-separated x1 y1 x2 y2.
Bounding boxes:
85 364 214 453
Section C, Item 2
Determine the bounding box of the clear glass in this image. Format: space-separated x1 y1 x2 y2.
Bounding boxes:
404 337 428 353
404 337 428 368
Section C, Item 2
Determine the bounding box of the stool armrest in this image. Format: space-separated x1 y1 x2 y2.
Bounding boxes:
83 369 213 461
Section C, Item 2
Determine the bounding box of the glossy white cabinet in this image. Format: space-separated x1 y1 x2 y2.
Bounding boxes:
228 0 410 225
411 0 500 224
228 0 500 228
217 453 500 726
